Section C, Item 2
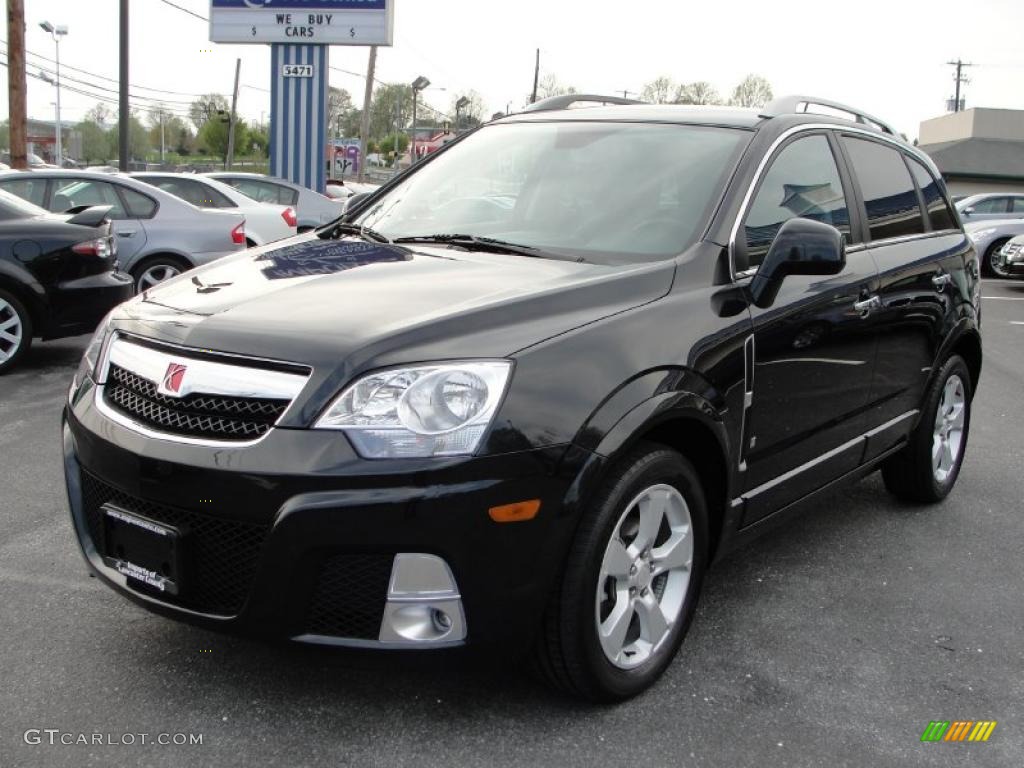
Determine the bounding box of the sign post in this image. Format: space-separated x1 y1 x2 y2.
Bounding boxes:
209 1 394 193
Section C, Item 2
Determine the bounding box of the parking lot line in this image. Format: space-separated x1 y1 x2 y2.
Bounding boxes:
981 296 1024 300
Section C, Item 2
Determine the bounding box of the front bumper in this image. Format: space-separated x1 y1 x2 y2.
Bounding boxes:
63 387 590 652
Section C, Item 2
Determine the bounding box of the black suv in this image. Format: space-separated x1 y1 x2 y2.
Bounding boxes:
63 95 981 701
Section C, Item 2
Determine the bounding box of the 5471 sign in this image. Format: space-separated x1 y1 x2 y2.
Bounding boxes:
209 0 394 46
282 64 314 78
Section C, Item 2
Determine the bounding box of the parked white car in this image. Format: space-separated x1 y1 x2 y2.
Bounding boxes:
205 172 345 231
133 173 297 246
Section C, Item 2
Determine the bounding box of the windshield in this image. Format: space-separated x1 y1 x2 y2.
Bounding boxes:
353 121 749 263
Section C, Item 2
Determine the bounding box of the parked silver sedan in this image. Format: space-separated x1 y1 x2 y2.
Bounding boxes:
0 170 246 292
204 172 344 231
964 218 1024 277
956 193 1024 223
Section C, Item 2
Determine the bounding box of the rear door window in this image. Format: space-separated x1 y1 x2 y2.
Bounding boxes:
50 179 128 219
842 137 926 241
741 134 851 269
907 159 956 232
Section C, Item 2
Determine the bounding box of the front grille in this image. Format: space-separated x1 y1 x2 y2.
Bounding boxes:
81 471 270 616
104 363 289 441
305 555 394 639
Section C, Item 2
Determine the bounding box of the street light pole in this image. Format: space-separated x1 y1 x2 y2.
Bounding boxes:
411 76 430 165
39 20 68 165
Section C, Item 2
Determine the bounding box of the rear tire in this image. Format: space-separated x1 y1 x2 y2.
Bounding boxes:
533 442 708 701
0 288 32 375
131 255 190 293
882 355 972 503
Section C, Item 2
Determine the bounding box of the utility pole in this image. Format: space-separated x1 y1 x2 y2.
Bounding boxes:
530 48 540 104
947 59 972 113
6 0 28 170
118 0 129 171
357 45 377 184
160 110 166 164
225 58 241 169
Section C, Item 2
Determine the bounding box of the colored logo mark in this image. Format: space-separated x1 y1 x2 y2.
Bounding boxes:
921 721 997 742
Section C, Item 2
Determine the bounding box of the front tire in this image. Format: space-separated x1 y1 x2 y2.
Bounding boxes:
882 355 972 503
0 289 32 375
534 443 708 701
984 239 1010 278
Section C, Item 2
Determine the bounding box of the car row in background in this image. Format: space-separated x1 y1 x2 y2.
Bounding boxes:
131 173 297 246
0 189 131 373
0 170 247 293
964 218 1024 278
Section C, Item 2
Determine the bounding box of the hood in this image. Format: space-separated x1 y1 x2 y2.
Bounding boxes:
123 235 672 379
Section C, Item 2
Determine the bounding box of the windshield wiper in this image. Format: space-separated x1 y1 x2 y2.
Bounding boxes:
392 234 544 258
325 222 391 243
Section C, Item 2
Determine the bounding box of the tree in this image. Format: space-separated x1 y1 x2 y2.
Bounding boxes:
107 114 150 161
641 76 677 105
199 116 248 162
77 120 110 162
730 75 773 108
369 83 412 143
248 123 269 157
0 120 8 151
85 103 112 127
327 87 355 137
189 94 229 131
535 73 576 100
675 81 722 105
450 90 486 130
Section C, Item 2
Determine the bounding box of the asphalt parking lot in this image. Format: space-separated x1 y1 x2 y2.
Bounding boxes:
1 280 1022 768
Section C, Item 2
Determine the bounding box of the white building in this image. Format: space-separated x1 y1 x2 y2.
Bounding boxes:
919 108 1024 197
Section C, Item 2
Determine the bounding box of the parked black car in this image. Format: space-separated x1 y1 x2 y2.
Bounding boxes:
0 190 131 374
63 95 981 701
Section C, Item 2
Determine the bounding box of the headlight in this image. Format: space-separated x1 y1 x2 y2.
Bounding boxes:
968 228 996 243
69 311 116 402
315 361 512 458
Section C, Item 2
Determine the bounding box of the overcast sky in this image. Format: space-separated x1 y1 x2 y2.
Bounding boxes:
6 0 1023 141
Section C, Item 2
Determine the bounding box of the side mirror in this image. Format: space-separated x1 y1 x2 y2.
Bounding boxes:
961 207 974 216
343 191 371 213
748 218 846 309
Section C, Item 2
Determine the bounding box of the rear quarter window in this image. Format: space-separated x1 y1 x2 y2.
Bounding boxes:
907 159 956 231
120 187 158 219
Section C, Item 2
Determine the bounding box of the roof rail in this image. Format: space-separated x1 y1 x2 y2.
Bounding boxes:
763 95 899 137
523 94 645 113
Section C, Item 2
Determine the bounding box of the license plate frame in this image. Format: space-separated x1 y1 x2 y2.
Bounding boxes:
101 504 184 596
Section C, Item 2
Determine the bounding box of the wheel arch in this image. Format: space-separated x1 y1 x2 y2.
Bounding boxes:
949 327 982 397
0 269 47 335
588 393 734 560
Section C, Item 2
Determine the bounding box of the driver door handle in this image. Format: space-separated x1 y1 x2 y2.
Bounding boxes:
853 295 882 316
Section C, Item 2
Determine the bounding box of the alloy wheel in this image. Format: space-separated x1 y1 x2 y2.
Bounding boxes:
595 483 693 669
0 297 24 364
933 374 966 484
137 264 182 292
989 245 1010 278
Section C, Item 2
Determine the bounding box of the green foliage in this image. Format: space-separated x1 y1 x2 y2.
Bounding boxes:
199 116 249 161
77 120 110 162
370 83 412 143
106 115 150 161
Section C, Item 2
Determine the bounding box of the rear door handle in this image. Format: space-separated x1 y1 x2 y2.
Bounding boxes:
117 230 136 238
853 295 882 316
932 273 952 290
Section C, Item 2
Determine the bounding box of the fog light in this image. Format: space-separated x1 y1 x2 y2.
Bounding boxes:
377 554 466 646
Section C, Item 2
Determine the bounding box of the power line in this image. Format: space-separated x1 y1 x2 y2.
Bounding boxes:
156 0 208 23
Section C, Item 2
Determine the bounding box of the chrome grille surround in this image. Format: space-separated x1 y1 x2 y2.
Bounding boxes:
95 334 311 446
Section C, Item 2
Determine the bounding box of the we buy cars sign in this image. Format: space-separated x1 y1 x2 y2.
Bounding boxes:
209 0 394 45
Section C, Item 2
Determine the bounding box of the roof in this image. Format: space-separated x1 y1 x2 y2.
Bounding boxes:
919 138 1024 181
503 103 766 128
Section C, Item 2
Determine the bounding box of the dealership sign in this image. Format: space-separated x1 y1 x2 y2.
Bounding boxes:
209 0 394 45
